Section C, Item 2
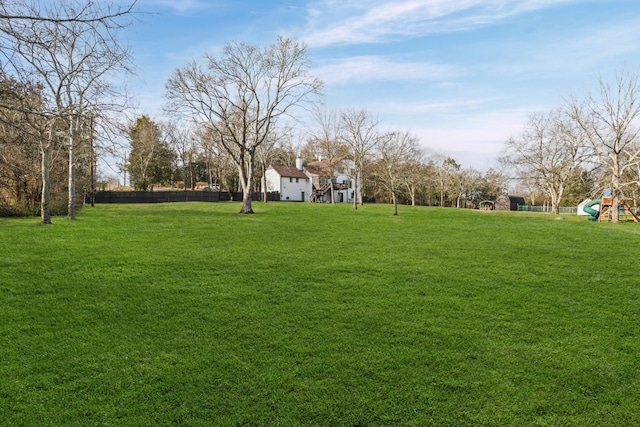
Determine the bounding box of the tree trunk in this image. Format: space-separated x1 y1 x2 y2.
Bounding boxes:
238 154 255 214
611 161 621 223
68 135 76 219
89 122 95 207
353 176 358 210
611 190 619 224
392 191 398 216
262 162 268 203
358 161 364 206
40 140 52 224
549 189 559 214
241 189 253 213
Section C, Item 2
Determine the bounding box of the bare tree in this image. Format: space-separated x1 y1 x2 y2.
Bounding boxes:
430 154 460 207
374 130 420 215
256 125 297 202
307 107 348 203
397 147 429 206
568 72 640 223
502 108 588 214
163 121 196 189
449 167 482 209
0 0 135 223
339 109 383 209
166 36 323 213
194 127 225 191
0 1 136 29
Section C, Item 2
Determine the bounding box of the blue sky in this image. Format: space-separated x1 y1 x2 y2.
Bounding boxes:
125 0 640 169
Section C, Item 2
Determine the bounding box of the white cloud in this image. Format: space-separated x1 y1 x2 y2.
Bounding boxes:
302 0 581 47
314 56 456 84
376 97 506 115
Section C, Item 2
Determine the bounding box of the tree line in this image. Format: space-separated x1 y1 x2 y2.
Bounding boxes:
2 0 640 222
125 108 510 215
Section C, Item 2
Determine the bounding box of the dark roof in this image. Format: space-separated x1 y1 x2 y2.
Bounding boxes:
269 164 308 179
496 195 525 202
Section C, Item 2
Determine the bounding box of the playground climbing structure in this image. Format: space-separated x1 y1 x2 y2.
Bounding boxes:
583 195 640 222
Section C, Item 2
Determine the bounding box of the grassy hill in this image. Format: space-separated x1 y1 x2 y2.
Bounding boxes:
1 202 639 426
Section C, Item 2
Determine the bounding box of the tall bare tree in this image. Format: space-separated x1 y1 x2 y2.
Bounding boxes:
399 147 429 206
194 127 225 190
339 109 382 209
446 166 480 209
0 0 135 223
568 72 640 223
307 107 348 204
163 121 196 189
374 130 420 215
256 126 296 202
165 36 323 213
502 108 588 214
430 154 459 207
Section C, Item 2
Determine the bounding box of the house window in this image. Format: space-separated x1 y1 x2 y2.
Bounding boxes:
289 177 293 182
296 178 299 183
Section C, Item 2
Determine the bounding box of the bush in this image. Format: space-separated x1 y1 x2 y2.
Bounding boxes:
0 203 40 217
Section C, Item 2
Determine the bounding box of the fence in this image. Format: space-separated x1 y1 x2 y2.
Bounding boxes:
517 205 578 214
91 191 280 204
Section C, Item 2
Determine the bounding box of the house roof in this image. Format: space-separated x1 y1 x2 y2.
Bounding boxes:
496 195 525 203
269 164 308 179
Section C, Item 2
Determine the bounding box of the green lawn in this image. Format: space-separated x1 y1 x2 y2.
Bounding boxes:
1 202 639 426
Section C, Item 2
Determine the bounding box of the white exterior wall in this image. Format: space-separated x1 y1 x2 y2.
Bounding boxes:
338 160 359 203
280 176 312 201
265 168 282 193
265 167 312 201
335 172 354 203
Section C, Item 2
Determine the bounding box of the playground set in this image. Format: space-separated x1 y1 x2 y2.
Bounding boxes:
582 190 640 222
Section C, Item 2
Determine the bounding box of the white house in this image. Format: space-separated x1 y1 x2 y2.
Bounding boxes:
264 160 312 201
304 158 357 203
265 157 359 203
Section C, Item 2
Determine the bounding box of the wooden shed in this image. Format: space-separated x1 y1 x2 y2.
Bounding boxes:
479 200 495 210
494 195 525 211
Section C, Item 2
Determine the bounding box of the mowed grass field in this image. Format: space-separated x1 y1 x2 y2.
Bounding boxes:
1 202 639 426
